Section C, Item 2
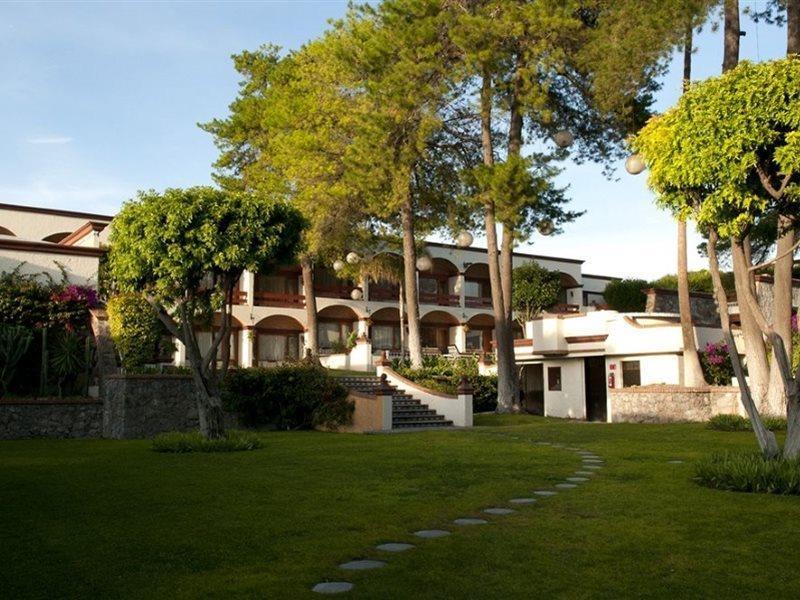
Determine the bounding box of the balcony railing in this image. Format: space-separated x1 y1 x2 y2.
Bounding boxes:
233 290 248 305
253 291 305 308
419 292 460 306
465 295 492 308
314 285 356 300
369 287 398 302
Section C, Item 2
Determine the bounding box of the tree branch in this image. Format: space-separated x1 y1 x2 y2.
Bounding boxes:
749 237 800 272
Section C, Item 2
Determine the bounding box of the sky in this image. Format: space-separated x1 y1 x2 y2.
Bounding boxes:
0 1 790 279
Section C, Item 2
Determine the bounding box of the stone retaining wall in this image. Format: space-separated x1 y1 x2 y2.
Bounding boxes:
609 385 742 423
0 397 103 440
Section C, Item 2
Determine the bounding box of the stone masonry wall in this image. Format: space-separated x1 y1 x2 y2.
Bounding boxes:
0 398 103 440
644 288 720 327
609 385 742 423
103 375 202 439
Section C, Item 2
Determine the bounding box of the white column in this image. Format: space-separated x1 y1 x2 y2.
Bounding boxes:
357 318 370 339
457 272 466 308
174 339 186 367
241 328 255 368
454 324 467 353
242 270 255 307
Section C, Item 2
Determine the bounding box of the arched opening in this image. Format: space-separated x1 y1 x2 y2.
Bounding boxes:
463 262 492 308
556 272 581 312
419 258 460 306
0 226 15 237
318 305 359 353
465 313 495 353
254 314 304 365
370 307 404 353
367 252 403 302
196 314 244 367
420 310 460 353
42 232 71 243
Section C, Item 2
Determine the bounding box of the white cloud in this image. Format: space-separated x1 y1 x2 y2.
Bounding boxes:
26 135 73 145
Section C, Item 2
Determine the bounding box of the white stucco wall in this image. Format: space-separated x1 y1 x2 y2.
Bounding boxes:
0 248 100 286
0 205 111 241
543 359 585 419
606 354 682 388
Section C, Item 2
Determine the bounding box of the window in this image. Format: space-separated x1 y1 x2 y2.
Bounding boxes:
372 325 398 350
465 329 483 350
622 360 641 387
547 366 562 391
419 277 438 295
318 321 353 348
464 280 481 298
258 333 299 363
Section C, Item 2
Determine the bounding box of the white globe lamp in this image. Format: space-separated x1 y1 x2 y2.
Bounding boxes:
416 255 433 272
625 154 646 175
332 259 345 272
350 287 363 301
537 219 555 236
553 130 574 148
346 251 361 265
455 231 474 248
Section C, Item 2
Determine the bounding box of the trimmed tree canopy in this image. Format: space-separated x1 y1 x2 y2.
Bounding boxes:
511 263 561 326
633 58 800 236
603 279 648 312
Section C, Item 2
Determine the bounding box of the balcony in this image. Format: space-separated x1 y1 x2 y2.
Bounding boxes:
314 284 357 300
465 295 492 308
253 291 305 308
369 286 399 302
419 292 460 307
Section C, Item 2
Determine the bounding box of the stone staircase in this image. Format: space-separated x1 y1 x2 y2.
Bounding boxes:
337 376 453 430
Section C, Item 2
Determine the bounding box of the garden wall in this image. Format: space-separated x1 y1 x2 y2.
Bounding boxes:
104 374 216 439
609 385 742 423
0 397 103 440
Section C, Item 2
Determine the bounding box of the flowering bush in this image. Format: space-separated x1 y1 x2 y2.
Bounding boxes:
700 340 735 386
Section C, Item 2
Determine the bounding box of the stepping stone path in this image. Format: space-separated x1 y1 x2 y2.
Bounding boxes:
484 507 516 515
667 460 684 464
454 517 489 525
376 543 414 553
312 435 605 594
313 582 354 594
339 560 386 571
414 529 450 539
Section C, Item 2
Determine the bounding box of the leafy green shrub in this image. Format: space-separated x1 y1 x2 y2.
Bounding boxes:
107 293 170 370
222 364 353 430
699 340 735 385
392 356 498 412
707 414 751 431
707 414 787 432
649 270 735 294
0 325 33 397
152 430 263 453
695 452 800 495
603 278 648 312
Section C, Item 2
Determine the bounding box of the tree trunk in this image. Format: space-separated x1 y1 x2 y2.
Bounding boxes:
479 71 516 412
708 230 779 457
182 318 225 439
401 197 424 368
398 282 406 361
678 219 706 386
788 0 800 55
731 238 771 411
301 258 319 360
677 25 706 387
722 0 740 73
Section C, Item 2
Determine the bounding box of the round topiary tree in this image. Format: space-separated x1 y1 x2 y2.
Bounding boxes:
603 279 648 312
109 187 305 439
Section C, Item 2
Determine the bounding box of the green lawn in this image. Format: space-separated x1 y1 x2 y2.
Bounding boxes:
2 416 799 599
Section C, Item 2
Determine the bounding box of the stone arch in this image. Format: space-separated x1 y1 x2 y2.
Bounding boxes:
253 314 305 365
317 305 360 351
0 226 15 237
42 232 72 243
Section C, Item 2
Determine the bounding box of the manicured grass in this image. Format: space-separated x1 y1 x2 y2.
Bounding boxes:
2 417 799 598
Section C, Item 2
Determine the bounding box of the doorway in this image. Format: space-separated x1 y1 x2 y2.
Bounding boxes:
521 364 545 415
584 356 607 422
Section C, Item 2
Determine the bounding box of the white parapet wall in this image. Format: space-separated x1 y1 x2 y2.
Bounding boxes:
375 364 473 427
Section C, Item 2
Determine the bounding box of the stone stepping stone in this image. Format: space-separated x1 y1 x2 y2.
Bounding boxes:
567 477 589 482
454 517 488 525
414 529 450 539
575 471 594 476
583 459 604 464
565 447 581 451
583 465 602 470
555 483 577 489
509 497 537 504
483 507 516 515
536 442 552 446
376 543 414 552
339 560 385 571
667 460 684 464
534 490 557 496
313 582 354 594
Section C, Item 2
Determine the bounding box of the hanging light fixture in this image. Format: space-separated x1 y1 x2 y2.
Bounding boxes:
455 230 474 248
553 130 574 148
346 251 361 265
332 259 345 272
350 287 363 301
537 219 555 236
625 154 646 175
416 255 433 271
